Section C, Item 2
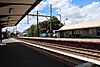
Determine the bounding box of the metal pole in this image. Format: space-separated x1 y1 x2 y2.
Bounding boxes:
0 30 2 43
16 26 17 37
60 14 61 23
27 15 29 24
64 20 65 25
50 4 52 37
37 11 39 37
58 14 61 22
0 24 2 43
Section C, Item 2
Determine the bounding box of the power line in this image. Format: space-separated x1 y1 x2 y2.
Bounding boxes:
37 0 63 14
53 0 63 6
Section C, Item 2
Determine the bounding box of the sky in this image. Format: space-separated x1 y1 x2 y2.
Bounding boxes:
3 0 100 32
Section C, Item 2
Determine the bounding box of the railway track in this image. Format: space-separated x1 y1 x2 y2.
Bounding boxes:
43 42 100 61
18 38 100 62
17 39 100 66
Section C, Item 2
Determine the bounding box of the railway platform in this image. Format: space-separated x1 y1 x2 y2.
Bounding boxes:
0 38 68 67
0 38 99 67
19 37 100 43
17 37 100 66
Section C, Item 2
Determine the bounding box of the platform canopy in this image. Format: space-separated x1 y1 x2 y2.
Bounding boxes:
0 0 41 28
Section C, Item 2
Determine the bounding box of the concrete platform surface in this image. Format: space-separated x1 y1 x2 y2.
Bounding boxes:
0 39 68 67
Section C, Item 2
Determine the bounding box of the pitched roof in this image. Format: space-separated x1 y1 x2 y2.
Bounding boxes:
59 21 100 31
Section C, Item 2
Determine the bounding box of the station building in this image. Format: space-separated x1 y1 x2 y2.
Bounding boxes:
56 21 100 38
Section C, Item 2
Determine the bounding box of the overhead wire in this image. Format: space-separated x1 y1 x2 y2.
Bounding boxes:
28 0 64 22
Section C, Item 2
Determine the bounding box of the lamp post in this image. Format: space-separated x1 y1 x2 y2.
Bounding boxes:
64 18 68 25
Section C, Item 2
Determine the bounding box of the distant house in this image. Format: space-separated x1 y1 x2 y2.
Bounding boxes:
56 21 100 38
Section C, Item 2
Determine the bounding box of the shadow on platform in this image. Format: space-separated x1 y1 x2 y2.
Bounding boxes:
0 42 68 67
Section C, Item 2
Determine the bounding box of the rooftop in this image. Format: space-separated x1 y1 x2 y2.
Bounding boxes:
59 21 100 31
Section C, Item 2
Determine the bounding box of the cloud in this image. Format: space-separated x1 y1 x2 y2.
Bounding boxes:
17 14 48 32
15 0 100 32
34 1 48 11
80 2 100 16
81 2 100 22
16 0 49 32
53 1 100 25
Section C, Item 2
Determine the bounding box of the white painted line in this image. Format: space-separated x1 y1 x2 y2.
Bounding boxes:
12 38 100 65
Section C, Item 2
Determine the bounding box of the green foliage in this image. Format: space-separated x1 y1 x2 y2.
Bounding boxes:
26 16 64 37
51 16 63 30
39 16 64 33
27 24 37 37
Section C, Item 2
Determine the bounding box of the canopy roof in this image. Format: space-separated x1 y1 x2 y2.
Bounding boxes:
0 0 41 28
59 21 100 31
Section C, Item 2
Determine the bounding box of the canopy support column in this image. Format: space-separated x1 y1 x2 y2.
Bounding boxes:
0 24 2 44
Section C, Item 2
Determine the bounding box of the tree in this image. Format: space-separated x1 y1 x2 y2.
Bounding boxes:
26 16 64 37
27 24 37 37
50 16 63 30
39 16 64 33
39 20 49 33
